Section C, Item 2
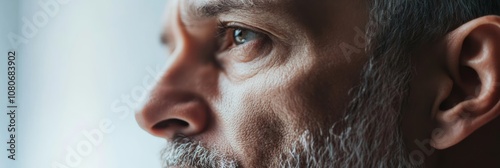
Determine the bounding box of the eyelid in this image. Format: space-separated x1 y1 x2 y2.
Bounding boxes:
216 21 270 51
215 21 274 63
218 21 270 38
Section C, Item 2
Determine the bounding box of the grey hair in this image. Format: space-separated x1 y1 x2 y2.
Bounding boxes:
341 0 500 167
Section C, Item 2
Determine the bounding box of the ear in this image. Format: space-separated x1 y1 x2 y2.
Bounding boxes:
431 15 500 149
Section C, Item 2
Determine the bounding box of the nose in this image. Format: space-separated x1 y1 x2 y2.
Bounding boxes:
136 42 215 140
136 89 210 139
136 45 215 139
136 0 216 140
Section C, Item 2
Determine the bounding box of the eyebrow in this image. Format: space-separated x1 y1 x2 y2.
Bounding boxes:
191 0 268 18
162 0 275 45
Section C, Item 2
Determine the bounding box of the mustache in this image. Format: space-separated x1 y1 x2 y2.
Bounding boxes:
160 136 239 168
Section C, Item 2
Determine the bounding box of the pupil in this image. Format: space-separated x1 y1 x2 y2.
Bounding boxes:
234 29 246 44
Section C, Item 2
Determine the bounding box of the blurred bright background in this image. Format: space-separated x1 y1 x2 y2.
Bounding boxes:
1 0 168 167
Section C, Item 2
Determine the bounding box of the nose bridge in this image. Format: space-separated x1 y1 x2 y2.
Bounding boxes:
162 36 215 93
161 2 218 90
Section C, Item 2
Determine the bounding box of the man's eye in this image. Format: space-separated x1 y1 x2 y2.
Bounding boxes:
216 24 266 52
233 28 259 45
215 23 272 63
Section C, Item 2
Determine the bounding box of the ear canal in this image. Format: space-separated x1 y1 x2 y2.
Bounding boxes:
457 65 481 98
438 60 482 112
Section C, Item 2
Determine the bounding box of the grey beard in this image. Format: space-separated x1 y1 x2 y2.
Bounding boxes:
160 136 239 168
160 56 417 168
276 120 416 168
160 112 418 168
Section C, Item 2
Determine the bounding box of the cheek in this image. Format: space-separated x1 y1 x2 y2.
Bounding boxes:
214 48 364 165
215 78 290 166
274 53 364 132
232 111 285 167
214 67 313 166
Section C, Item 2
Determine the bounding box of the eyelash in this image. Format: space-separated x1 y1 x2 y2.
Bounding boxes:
215 21 265 51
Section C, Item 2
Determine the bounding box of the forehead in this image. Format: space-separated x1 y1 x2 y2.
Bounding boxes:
179 0 287 18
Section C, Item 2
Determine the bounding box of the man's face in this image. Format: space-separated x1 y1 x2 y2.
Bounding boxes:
136 0 383 167
136 0 500 167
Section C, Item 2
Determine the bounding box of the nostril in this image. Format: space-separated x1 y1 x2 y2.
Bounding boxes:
152 119 189 130
139 90 210 138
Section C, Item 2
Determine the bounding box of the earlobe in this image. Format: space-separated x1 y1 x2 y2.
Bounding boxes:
431 15 500 149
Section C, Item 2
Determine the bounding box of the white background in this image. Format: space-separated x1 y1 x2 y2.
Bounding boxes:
1 0 168 167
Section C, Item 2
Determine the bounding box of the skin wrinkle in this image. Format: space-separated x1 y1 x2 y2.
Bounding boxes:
214 10 301 83
135 0 500 167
